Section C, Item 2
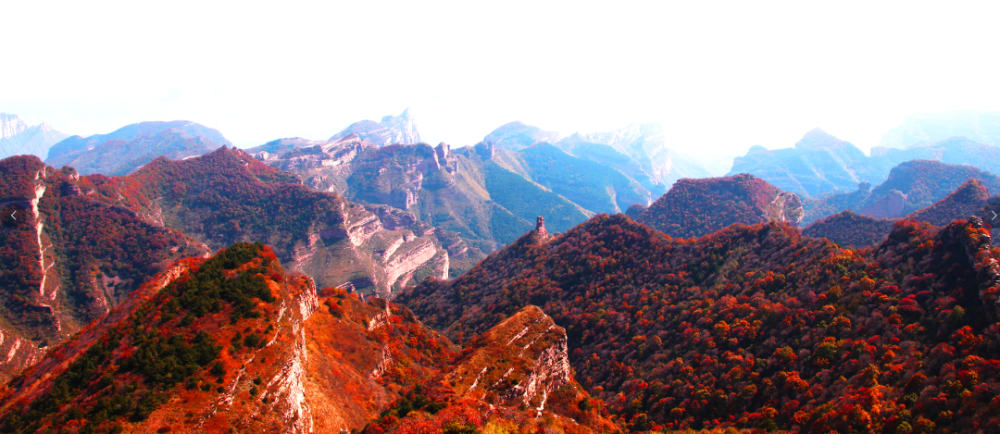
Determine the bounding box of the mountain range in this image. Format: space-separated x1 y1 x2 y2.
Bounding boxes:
487 121 713 196
327 109 421 146
0 148 458 382
0 243 614 433
802 159 1000 224
803 178 994 248
879 110 1000 149
731 126 1000 200
45 120 232 176
4 108 1000 433
0 114 69 160
399 211 1000 433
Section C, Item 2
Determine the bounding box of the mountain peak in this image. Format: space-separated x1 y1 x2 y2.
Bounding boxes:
794 127 847 150
329 109 420 146
637 173 804 237
483 121 560 150
1 113 28 139
44 120 229 175
0 114 70 160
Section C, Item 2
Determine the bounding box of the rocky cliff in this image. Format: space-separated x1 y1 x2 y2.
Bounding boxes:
328 109 421 146
0 245 612 433
251 134 595 271
0 155 210 383
0 113 70 160
75 147 449 298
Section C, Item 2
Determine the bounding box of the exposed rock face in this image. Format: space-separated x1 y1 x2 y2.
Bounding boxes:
253 136 509 270
527 216 553 244
328 109 421 146
447 306 571 411
959 217 1000 320
0 113 70 160
0 155 210 383
860 189 907 219
69 147 447 298
0 113 28 139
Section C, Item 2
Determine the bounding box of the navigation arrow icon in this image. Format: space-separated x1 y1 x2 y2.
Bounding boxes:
993 210 998 221
9 211 15 221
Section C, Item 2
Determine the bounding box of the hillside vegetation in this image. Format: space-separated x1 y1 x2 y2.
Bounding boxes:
400 213 1000 432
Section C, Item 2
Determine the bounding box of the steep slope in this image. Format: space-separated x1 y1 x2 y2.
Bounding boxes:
360 305 616 433
804 180 994 248
804 160 1000 223
0 114 69 160
0 244 612 433
45 120 231 175
328 109 420 146
0 155 209 383
86 147 448 296
878 110 1000 149
252 136 593 259
636 173 804 238
400 213 1000 432
729 128 893 198
514 142 651 214
555 123 712 195
904 179 992 227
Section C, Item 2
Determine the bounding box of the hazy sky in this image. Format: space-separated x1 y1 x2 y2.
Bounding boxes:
3 1 1000 162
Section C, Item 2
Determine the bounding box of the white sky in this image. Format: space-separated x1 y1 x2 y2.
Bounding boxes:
3 1 1000 162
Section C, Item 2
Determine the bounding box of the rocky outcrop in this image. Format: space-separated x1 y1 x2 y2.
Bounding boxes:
382 237 446 290
860 189 907 219
328 109 421 146
1 113 28 138
0 113 69 160
768 190 805 224
446 305 572 414
0 155 212 382
528 216 553 244
962 217 1000 320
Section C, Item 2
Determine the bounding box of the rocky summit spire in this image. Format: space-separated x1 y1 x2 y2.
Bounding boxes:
534 216 551 242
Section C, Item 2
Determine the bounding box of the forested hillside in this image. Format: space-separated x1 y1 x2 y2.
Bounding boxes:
0 243 614 433
400 213 1000 432
637 173 804 239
